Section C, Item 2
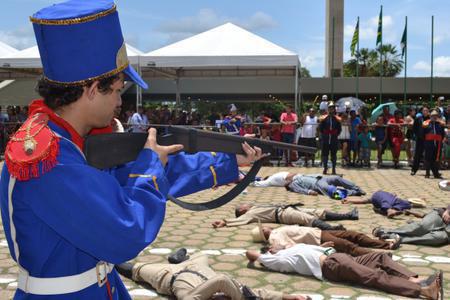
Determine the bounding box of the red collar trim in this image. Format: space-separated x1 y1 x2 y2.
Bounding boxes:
29 99 85 149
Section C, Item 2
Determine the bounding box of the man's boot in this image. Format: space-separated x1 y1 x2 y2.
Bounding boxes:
324 208 359 220
312 219 346 231
115 263 134 280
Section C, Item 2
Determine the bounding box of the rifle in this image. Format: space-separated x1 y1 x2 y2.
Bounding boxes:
84 126 317 211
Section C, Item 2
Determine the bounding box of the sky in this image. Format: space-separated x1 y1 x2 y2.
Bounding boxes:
1 0 449 77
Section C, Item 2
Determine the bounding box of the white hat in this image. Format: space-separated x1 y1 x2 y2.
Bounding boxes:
322 95 328 100
438 96 445 101
251 220 267 242
407 198 426 208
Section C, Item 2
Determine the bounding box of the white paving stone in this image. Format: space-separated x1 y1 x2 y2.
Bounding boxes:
0 278 16 284
402 258 429 264
425 256 450 263
186 248 198 254
128 289 158 297
357 296 392 300
402 254 422 258
298 294 324 300
392 255 401 261
221 248 246 255
330 296 351 299
200 250 221 256
148 248 172 254
7 282 17 289
0 239 8 247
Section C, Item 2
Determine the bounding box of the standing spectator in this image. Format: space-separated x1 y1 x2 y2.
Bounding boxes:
388 110 405 169
373 116 388 167
411 107 429 175
130 106 149 133
223 104 242 135
349 110 361 166
280 105 298 166
436 96 445 116
445 104 450 121
404 107 416 165
358 125 372 167
423 109 446 178
338 112 350 166
299 108 318 167
381 105 393 124
255 111 271 139
319 102 341 175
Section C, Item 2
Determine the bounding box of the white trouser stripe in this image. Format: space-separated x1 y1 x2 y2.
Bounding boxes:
8 176 19 262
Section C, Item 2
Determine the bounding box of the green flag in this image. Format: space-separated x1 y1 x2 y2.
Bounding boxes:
376 6 383 47
350 18 359 56
401 21 407 57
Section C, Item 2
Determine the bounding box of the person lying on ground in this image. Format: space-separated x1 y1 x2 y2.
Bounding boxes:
343 190 426 218
246 244 443 300
285 174 365 199
253 172 365 198
250 224 401 256
373 204 450 246
211 203 358 231
115 251 308 300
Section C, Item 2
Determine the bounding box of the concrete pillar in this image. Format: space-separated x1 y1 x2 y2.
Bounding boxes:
325 0 344 77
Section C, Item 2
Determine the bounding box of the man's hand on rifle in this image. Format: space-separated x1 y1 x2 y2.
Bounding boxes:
236 142 265 166
144 128 184 166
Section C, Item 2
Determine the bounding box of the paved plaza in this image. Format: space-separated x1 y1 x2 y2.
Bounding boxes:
0 165 449 299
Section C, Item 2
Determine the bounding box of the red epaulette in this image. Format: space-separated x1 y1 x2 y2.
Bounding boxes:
5 113 60 181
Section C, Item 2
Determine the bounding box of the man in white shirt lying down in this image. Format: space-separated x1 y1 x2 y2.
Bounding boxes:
245 244 442 300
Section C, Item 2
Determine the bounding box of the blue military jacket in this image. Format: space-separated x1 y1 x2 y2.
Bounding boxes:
0 121 238 299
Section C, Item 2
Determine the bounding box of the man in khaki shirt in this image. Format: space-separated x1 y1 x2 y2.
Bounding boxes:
116 252 308 300
212 203 358 231
252 225 398 256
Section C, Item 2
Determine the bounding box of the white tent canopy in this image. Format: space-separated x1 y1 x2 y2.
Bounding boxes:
0 41 18 58
0 43 144 68
141 22 301 110
142 23 299 67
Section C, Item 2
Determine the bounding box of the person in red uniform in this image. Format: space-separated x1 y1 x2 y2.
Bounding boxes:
387 110 405 169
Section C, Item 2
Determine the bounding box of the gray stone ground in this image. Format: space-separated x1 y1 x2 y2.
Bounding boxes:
0 165 449 299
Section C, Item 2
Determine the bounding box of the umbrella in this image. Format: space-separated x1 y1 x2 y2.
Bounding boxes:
336 97 366 113
369 102 398 124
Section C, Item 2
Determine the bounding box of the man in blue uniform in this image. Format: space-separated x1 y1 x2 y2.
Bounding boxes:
423 109 446 178
319 102 342 175
0 1 261 299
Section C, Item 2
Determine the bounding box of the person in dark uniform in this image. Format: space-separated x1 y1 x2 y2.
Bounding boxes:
319 102 341 175
423 109 446 178
411 106 430 175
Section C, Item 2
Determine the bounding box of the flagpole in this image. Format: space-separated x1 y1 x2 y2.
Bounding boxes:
403 16 408 102
379 5 383 105
356 16 360 99
430 15 434 102
331 16 335 101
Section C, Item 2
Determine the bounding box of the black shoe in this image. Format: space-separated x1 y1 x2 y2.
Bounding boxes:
434 174 443 179
168 248 189 264
115 263 134 280
410 170 416 176
333 224 346 231
372 227 386 238
349 208 359 220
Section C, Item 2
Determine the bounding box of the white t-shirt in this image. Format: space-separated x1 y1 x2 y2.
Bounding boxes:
258 243 331 280
130 113 148 133
252 172 289 187
301 115 318 138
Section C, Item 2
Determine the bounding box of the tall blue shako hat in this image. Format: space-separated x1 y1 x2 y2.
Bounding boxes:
30 0 147 89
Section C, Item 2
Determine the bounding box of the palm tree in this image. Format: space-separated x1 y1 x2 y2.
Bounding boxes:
343 44 403 77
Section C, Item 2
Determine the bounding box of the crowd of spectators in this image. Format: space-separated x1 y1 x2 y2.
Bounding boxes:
1 100 449 172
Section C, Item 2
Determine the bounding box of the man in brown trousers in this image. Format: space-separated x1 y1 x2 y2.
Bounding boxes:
116 252 308 300
246 243 443 300
212 203 358 231
251 225 400 256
